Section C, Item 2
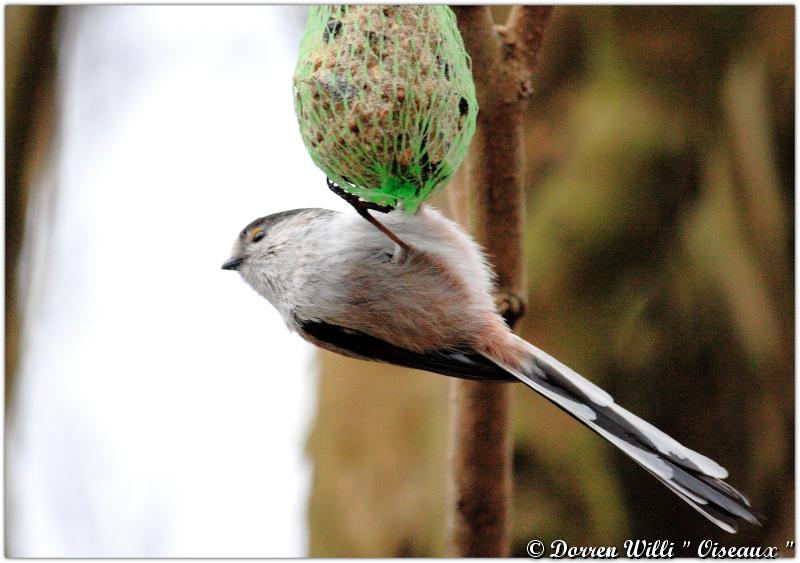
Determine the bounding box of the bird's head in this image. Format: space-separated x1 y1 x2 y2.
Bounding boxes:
222 207 334 285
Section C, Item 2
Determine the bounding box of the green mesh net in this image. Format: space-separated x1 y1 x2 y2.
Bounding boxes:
293 5 478 213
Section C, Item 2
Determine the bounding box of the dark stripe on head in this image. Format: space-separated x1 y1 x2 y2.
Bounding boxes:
239 208 334 240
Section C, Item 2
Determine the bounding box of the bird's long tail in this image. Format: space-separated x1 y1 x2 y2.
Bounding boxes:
480 333 763 533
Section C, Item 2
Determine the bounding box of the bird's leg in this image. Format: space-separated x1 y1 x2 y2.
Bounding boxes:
326 178 410 252
495 292 527 329
354 207 409 251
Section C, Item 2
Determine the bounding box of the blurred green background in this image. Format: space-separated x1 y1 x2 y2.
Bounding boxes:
307 5 794 557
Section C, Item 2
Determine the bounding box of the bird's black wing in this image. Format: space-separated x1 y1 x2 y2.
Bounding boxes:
297 319 516 382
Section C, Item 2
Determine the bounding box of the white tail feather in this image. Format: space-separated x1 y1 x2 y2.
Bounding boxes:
482 334 762 532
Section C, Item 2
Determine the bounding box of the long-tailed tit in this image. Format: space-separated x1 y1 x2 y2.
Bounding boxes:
222 205 762 532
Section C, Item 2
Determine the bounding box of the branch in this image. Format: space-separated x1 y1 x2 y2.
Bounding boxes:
507 6 554 75
451 7 500 100
446 5 554 557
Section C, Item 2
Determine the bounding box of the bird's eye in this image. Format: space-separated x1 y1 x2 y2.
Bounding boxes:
251 229 265 243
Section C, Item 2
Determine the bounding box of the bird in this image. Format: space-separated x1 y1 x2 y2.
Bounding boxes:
222 204 763 533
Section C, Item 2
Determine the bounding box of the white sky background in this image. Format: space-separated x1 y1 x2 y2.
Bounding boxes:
7 6 352 556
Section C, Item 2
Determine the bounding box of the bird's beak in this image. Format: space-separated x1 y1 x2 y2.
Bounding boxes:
221 257 244 271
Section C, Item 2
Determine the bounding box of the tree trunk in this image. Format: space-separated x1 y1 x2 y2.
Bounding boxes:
446 6 553 557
